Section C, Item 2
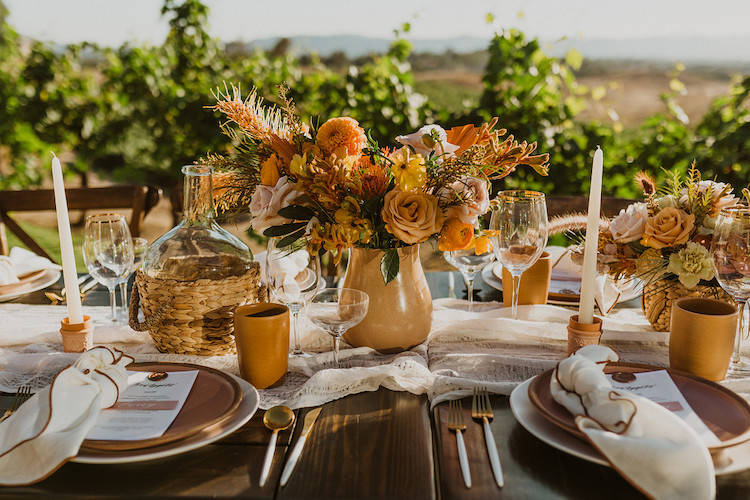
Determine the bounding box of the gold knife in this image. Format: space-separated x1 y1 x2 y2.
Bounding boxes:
279 407 322 487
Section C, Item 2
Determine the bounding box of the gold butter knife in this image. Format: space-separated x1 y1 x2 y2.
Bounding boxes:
279 407 322 487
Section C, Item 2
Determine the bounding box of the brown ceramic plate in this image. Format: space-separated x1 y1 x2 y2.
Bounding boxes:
81 362 242 451
0 269 48 294
528 362 750 453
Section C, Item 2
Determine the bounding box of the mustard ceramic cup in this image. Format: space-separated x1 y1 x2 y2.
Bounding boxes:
502 251 552 307
669 297 738 381
234 303 290 389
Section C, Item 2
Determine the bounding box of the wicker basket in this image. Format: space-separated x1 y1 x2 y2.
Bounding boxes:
129 264 266 355
641 278 730 332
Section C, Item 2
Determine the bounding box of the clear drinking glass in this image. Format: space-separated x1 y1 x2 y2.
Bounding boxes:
712 205 750 374
490 190 548 319
83 214 134 322
266 237 322 357
443 248 495 312
307 288 369 364
118 237 148 323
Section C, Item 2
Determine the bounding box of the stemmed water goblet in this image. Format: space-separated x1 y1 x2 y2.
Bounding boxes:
82 213 134 322
117 237 148 323
711 205 750 374
265 236 322 357
443 247 495 312
489 190 548 319
307 288 369 364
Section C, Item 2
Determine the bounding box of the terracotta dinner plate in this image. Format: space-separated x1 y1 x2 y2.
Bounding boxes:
81 362 242 452
528 362 750 453
0 269 48 294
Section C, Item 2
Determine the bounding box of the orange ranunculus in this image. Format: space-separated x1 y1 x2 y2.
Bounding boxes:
473 235 492 255
438 218 474 251
260 154 281 186
316 117 368 157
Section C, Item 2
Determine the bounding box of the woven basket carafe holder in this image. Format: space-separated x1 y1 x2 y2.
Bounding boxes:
129 264 267 356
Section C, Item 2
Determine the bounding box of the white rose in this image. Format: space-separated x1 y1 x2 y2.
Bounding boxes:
249 176 300 233
679 180 737 211
655 195 678 210
439 176 490 227
609 202 648 243
395 124 459 161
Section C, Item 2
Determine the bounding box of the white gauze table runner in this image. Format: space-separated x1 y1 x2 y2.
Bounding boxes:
2 300 750 409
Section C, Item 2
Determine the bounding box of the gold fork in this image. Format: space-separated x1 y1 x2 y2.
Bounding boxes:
448 399 471 488
472 387 504 487
0 386 33 422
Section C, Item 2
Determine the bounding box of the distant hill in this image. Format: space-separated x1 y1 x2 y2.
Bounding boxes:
246 34 750 63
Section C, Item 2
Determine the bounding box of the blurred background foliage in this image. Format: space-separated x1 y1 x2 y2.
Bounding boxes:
1 0 749 200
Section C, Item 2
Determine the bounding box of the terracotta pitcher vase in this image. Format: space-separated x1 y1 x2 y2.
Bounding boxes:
342 246 432 353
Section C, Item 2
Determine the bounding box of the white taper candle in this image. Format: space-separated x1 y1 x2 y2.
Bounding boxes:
578 147 604 324
51 153 84 324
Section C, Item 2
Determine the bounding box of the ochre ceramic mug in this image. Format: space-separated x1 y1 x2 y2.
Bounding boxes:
234 303 289 389
669 297 738 381
502 251 552 307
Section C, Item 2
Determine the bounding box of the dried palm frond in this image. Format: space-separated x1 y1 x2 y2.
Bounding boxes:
548 212 610 236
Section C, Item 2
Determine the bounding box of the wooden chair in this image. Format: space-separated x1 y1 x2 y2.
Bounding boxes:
546 195 637 218
0 185 162 263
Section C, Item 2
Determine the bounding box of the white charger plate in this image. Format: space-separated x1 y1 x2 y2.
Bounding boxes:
73 373 258 464
0 269 61 303
509 376 750 475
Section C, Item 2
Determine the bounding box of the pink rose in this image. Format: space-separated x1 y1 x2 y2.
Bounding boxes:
440 176 490 227
249 176 299 233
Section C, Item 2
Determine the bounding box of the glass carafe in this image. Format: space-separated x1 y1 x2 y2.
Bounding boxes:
143 165 253 280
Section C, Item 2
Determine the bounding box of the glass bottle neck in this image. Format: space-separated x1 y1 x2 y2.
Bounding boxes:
182 165 215 225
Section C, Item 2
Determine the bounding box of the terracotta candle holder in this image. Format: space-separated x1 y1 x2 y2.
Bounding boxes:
567 314 603 355
60 315 94 353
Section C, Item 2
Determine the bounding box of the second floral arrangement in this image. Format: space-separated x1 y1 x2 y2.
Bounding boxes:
203 84 549 282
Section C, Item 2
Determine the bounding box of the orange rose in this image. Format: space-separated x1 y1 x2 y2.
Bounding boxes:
316 117 368 157
438 218 474 251
260 154 281 186
381 190 444 244
642 207 695 249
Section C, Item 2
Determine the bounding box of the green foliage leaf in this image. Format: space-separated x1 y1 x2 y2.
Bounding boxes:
277 204 314 220
380 249 400 285
565 48 583 71
277 228 307 248
263 222 308 237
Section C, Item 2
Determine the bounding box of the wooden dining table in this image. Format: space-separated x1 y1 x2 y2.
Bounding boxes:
2 271 750 499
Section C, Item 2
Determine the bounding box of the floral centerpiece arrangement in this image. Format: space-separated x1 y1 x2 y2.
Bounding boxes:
203 84 550 284
586 164 738 330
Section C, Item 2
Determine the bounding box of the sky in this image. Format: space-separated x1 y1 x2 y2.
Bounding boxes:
5 0 750 47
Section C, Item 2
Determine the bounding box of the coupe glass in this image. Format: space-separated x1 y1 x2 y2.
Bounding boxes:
443 248 495 312
83 214 134 322
712 206 750 374
490 190 548 319
266 237 322 357
117 237 148 323
307 288 369 364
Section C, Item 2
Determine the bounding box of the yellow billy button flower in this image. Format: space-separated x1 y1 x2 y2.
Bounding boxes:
259 154 281 186
289 153 308 177
390 146 426 192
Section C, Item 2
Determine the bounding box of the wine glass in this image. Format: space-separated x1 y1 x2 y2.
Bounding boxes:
307 288 369 364
117 237 148 323
443 247 495 312
265 236 322 357
490 190 548 319
83 214 134 322
711 205 750 374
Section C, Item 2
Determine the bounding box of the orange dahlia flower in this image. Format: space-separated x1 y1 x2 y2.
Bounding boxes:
316 117 368 157
438 218 475 251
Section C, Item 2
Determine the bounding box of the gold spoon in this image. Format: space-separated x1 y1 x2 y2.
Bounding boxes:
259 405 295 487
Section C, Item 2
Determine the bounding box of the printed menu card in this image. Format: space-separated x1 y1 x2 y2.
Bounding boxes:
85 370 199 441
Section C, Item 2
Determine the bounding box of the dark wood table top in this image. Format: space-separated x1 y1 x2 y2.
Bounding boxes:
2 271 749 498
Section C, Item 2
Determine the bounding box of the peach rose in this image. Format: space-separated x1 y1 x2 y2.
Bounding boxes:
381 190 444 244
641 207 695 249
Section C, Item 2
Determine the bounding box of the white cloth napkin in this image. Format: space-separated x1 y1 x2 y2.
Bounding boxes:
266 249 310 300
551 345 715 500
0 347 132 485
0 247 62 285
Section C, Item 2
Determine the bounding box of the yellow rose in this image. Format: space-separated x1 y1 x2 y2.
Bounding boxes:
641 207 695 249
259 154 281 186
381 190 444 244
